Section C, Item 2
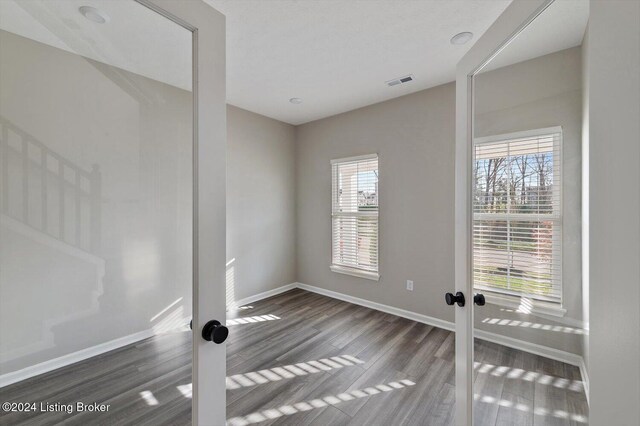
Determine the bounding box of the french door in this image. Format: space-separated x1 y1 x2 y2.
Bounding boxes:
144 1 228 424
0 1 226 424
455 0 589 425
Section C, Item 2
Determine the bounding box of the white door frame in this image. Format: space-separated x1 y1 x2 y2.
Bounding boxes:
136 1 227 425
454 0 553 424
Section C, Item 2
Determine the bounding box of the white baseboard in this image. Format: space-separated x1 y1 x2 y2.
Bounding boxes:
233 281 587 378
228 283 298 309
296 283 455 332
579 357 590 405
473 328 583 367
296 282 587 372
0 329 153 388
0 283 299 389
1 281 590 406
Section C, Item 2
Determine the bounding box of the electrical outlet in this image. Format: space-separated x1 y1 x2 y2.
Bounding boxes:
406 280 414 291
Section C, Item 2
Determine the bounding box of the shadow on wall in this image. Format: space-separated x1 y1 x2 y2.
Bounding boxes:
0 113 193 374
0 32 194 374
0 116 105 367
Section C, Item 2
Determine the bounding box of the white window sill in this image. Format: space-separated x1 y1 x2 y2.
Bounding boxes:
330 265 379 281
481 292 566 318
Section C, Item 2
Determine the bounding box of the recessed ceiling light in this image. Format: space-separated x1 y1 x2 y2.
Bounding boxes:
450 32 473 45
79 6 110 24
289 98 303 104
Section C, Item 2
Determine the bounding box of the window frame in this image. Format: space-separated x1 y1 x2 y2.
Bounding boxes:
472 126 564 313
330 153 380 281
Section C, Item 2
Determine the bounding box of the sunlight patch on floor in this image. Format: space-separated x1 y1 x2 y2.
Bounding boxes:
474 362 584 392
227 355 365 390
481 317 586 334
139 390 159 406
177 384 192 398
227 379 416 425
227 305 254 312
474 394 588 423
226 314 280 326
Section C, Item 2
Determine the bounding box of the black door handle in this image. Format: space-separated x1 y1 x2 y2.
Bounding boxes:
474 293 486 306
202 320 228 344
445 292 465 307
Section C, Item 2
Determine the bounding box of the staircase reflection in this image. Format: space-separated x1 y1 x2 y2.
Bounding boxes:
0 116 104 366
1 115 101 253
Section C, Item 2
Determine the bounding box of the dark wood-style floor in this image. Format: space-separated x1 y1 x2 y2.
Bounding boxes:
0 289 588 425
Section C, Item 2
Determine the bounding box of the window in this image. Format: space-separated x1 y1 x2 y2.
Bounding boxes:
473 128 562 306
331 154 379 280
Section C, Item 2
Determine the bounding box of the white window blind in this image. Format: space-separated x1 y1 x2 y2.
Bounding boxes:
331 154 379 280
473 128 562 304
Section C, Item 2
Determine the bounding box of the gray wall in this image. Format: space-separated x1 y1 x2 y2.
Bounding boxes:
2 23 600 380
296 83 457 324
588 0 640 423
296 48 585 355
0 30 194 373
226 105 297 304
0 31 297 375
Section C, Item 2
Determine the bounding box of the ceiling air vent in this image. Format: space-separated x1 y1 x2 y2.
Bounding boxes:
386 75 414 87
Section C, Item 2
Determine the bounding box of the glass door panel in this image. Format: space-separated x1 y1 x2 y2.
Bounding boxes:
471 1 589 424
0 1 194 424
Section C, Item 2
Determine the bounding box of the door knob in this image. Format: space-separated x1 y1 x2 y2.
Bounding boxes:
445 292 465 307
202 320 228 344
474 293 486 306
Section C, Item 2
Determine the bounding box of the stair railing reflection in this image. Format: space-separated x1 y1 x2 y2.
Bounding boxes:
0 116 101 253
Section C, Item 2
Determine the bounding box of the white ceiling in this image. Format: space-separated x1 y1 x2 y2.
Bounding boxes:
481 0 589 73
206 0 511 124
0 0 192 90
1 0 589 126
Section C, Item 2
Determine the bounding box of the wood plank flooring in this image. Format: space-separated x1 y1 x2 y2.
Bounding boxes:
0 289 588 425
